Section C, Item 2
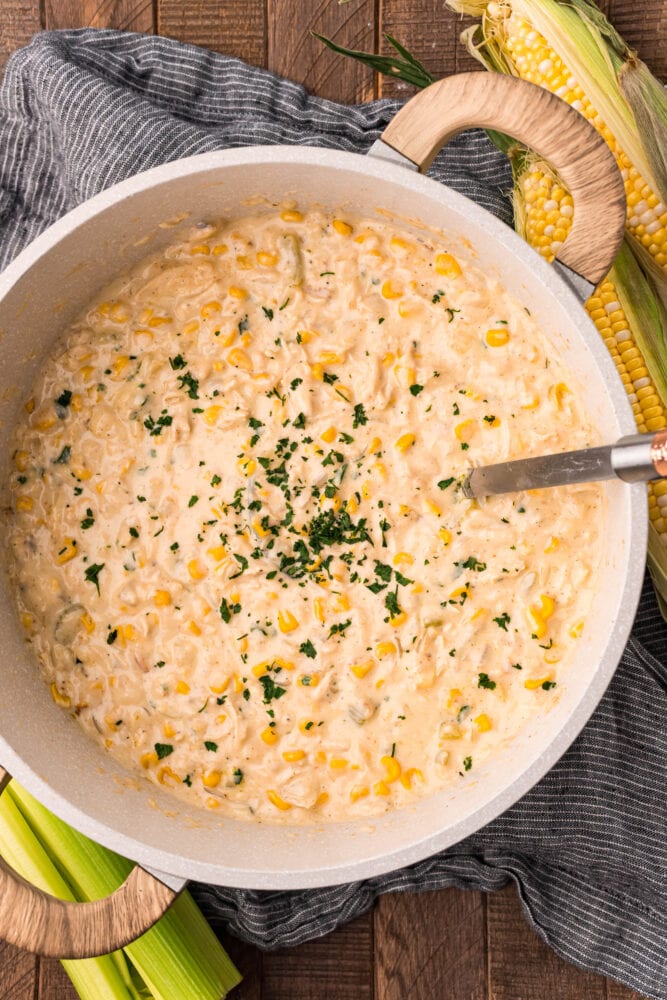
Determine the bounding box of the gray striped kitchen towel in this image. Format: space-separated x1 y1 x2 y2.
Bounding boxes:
1 29 666 999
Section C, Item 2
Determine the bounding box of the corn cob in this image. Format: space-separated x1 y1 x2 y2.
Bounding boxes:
316 21 667 613
449 0 667 285
484 137 667 613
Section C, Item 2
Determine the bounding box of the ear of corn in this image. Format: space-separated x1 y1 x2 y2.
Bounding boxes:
317 17 667 616
450 0 667 286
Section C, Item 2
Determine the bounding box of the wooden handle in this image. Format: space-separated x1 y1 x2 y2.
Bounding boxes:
0 766 180 958
381 73 626 286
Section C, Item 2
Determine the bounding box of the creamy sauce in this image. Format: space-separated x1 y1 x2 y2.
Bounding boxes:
6 208 603 822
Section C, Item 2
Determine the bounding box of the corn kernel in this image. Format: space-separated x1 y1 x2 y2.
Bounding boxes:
188 559 206 580
17 495 34 512
163 723 176 739
524 675 554 691
278 609 299 633
330 758 348 770
281 209 303 222
373 780 390 796
141 751 158 769
50 683 70 708
393 552 414 566
158 766 180 786
202 770 222 788
212 244 228 255
381 280 403 300
257 250 278 267
25 398 35 413
154 590 172 607
435 252 462 277
351 661 374 679
455 419 475 442
438 528 452 545
238 456 256 477
569 620 584 639
82 613 96 634
395 433 416 452
210 678 230 695
35 413 57 431
376 641 397 659
175 680 190 695
350 785 369 802
485 328 510 347
298 673 319 687
188 621 202 636
205 797 221 810
207 545 226 563
14 450 29 472
299 719 316 735
389 610 408 627
56 539 78 565
400 767 423 790
313 598 326 623
190 244 210 255
228 286 247 300
545 536 559 553
474 713 492 732
227 348 253 372
381 755 401 783
267 789 292 810
320 426 337 443
332 219 352 236
334 593 351 612
283 750 306 762
204 405 223 426
261 727 279 746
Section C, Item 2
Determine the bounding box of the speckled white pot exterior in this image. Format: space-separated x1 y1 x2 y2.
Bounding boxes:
0 146 646 889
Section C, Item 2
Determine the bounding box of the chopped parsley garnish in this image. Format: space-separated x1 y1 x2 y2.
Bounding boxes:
54 445 71 464
293 413 306 429
211 474 221 486
385 589 401 619
290 377 303 390
395 571 413 586
154 743 173 760
258 675 287 704
478 673 496 690
80 508 95 530
512 662 522 670
374 561 393 582
106 628 118 645
493 612 511 631
204 741 218 752
233 768 244 784
446 307 460 322
177 371 199 399
352 403 368 428
409 384 424 396
262 306 274 320
230 553 249 579
483 415 496 423
542 680 557 690
457 556 487 572
169 354 187 370
144 411 173 436
188 495 199 507
219 597 241 623
328 619 352 638
438 477 455 490
299 639 317 659
84 563 104 594
463 756 472 772
461 442 470 451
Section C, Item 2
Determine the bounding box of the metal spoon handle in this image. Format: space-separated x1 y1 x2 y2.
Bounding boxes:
462 430 667 499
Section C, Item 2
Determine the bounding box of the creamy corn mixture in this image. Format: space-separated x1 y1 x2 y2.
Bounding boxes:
7 208 603 822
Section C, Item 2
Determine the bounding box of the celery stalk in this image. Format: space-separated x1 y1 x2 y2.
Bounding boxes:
0 790 144 1000
8 782 241 1000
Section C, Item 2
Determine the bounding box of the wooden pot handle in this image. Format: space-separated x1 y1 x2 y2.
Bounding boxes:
0 767 181 958
381 73 626 287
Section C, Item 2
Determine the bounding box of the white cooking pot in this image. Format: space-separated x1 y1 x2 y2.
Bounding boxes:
0 74 646 958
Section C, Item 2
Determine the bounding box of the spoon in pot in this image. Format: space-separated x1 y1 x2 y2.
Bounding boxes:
462 430 667 499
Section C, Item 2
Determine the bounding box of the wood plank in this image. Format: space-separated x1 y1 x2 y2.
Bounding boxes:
0 939 37 1000
267 0 376 103
606 979 651 1000
38 959 78 999
213 929 262 1000
44 0 155 33
374 888 486 1000
379 0 480 98
158 0 266 69
598 0 667 81
487 884 607 1000
262 909 374 1000
1 0 42 74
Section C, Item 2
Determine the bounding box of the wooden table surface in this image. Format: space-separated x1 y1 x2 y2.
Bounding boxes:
1 1 664 997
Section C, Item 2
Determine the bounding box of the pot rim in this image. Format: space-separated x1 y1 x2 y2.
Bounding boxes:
0 144 647 888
